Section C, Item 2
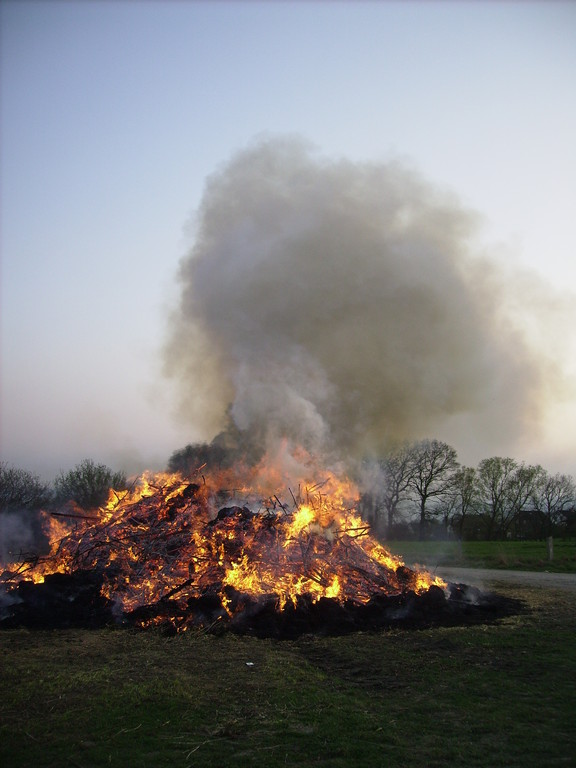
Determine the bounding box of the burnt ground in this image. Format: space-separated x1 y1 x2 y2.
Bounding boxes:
0 571 523 638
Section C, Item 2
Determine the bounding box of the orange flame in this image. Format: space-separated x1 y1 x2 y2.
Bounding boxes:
0 452 445 631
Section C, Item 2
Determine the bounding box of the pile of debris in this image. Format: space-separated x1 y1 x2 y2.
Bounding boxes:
0 473 521 637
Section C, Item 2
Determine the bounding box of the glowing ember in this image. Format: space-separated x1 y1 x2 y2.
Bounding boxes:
0 458 447 635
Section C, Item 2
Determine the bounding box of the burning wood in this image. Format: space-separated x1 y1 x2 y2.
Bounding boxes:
0 462 519 637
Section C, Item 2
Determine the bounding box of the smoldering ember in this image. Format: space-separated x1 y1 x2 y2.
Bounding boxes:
0 453 520 638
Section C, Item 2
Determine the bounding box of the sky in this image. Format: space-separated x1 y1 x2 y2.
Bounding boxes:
1 0 575 482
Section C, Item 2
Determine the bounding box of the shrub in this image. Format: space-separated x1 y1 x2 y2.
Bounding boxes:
54 459 127 510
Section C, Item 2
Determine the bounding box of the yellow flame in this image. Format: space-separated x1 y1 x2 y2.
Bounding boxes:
284 505 315 542
0 457 448 626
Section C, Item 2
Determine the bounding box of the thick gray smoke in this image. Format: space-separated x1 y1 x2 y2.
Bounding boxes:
164 136 561 464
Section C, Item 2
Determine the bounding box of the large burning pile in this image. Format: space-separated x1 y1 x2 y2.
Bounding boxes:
0 453 518 638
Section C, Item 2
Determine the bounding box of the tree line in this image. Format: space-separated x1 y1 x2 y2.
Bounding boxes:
358 439 576 541
166 438 576 541
0 459 127 516
0 459 128 562
1 440 575 543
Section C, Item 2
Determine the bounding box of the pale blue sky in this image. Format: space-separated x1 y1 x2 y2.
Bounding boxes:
1 0 575 479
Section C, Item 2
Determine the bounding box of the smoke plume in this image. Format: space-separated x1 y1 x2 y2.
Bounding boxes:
164 136 564 464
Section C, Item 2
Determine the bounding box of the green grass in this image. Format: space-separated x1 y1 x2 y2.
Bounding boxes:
1 583 575 767
388 538 576 572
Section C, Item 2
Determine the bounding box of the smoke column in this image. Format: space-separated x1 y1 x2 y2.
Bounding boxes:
164 136 562 464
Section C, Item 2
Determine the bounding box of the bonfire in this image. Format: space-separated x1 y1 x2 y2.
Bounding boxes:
0 451 517 637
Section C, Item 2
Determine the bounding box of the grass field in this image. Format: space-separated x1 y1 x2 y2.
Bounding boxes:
1 582 575 768
389 538 576 573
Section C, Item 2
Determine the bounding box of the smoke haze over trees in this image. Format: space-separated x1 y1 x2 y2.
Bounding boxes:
0 460 128 562
0 464 52 563
0 441 574 550
2 138 575 549
164 136 566 467
166 435 575 541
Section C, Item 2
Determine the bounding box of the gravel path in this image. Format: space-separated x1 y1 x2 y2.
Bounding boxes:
436 567 576 591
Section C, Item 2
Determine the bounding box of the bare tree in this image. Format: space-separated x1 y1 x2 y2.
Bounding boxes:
0 464 51 563
505 463 545 539
476 457 517 539
437 466 479 538
408 439 459 539
0 463 51 513
380 443 417 534
476 457 543 539
530 471 576 538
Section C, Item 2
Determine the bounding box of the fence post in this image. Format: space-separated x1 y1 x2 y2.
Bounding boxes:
547 535 554 561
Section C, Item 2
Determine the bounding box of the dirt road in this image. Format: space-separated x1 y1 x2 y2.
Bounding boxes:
436 567 576 592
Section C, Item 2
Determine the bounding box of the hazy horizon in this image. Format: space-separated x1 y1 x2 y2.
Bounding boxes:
1 1 575 481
